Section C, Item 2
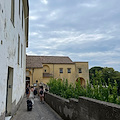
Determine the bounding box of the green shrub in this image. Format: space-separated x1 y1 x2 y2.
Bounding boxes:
47 77 120 105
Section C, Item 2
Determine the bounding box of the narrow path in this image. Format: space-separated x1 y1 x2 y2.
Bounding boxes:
11 96 63 120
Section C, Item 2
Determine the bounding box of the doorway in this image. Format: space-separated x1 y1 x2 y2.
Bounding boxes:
76 77 85 87
5 67 13 116
26 77 30 88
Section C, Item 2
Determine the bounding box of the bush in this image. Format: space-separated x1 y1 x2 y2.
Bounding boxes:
47 78 120 105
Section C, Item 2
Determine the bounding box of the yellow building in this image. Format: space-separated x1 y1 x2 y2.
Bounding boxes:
26 55 89 87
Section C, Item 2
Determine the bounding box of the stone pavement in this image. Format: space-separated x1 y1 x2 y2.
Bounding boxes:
11 96 63 120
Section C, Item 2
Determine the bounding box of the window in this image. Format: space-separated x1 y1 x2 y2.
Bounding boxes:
19 0 20 16
44 69 46 72
18 35 20 65
78 68 82 73
21 44 23 67
22 6 23 29
67 68 71 73
11 0 15 25
59 68 63 73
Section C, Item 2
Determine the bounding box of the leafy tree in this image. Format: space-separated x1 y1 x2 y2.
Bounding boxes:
89 67 103 84
89 67 103 78
89 66 120 95
102 67 115 84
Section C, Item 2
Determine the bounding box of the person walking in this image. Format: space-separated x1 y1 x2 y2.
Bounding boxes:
26 84 30 99
39 86 44 103
28 86 34 106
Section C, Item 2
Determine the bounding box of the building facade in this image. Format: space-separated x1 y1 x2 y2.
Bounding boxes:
26 56 89 87
0 0 29 119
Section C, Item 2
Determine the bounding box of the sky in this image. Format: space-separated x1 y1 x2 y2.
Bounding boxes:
27 0 120 72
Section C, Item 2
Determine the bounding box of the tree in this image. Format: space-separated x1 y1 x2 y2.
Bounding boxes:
89 66 103 84
89 66 120 95
102 67 115 84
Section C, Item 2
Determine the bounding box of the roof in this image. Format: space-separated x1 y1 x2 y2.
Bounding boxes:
26 56 43 68
26 56 73 68
74 62 88 63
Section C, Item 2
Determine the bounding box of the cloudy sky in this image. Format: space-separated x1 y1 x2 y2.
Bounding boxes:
27 0 120 71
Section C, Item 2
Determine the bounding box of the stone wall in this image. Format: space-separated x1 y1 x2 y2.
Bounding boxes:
45 92 120 120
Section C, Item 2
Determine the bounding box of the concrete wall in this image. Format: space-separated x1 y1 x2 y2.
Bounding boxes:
0 0 28 119
45 92 120 120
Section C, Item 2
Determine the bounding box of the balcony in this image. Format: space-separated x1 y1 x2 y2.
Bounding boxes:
43 73 53 78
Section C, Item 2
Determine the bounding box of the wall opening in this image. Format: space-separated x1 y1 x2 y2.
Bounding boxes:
26 77 30 88
43 65 50 73
5 67 13 116
76 77 85 87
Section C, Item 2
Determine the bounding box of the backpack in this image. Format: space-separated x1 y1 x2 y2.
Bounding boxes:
40 90 43 95
34 89 37 95
27 100 32 111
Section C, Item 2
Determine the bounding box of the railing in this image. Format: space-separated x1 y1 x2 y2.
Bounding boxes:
43 73 53 78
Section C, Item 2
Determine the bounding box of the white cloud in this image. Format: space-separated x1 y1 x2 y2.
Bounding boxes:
37 24 46 28
38 51 50 56
26 50 38 55
49 11 56 17
28 0 120 71
41 0 48 5
47 10 60 21
104 61 120 65
35 45 56 50
78 51 120 58
114 47 120 51
38 35 43 38
29 32 38 36
29 16 39 20
80 3 97 8
44 31 113 45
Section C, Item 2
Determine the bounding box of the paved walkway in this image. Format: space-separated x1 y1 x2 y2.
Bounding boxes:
11 96 63 120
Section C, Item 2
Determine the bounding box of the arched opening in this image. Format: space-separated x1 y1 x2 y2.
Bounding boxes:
43 65 50 73
56 78 62 81
43 65 53 78
76 77 85 87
